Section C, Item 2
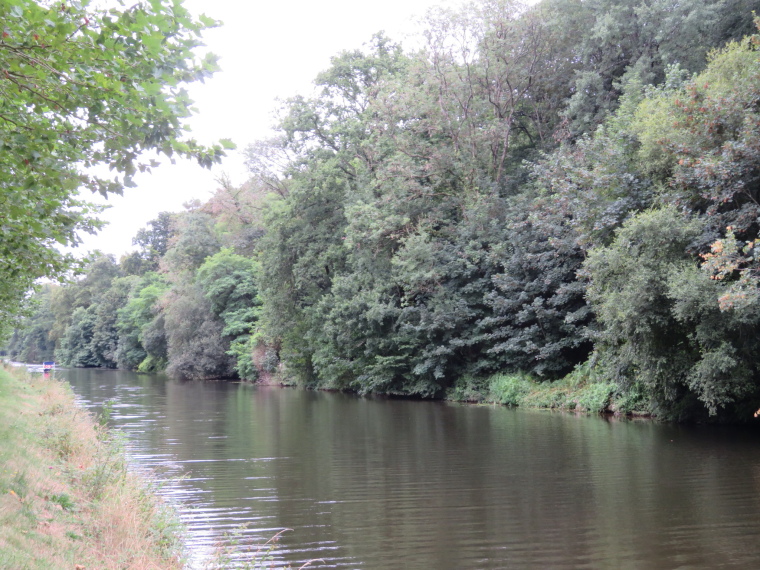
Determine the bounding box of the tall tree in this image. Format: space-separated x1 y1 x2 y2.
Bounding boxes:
0 0 231 337
131 212 176 271
561 0 759 136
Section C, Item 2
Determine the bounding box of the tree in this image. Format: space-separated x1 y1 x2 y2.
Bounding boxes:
421 0 569 189
90 276 138 367
115 272 169 371
162 283 235 380
0 0 232 336
584 207 760 419
47 253 122 349
55 306 100 368
561 0 756 136
52 254 126 367
251 35 408 383
482 194 593 378
251 1 760 398
131 212 176 271
196 249 261 378
161 210 221 274
4 284 57 363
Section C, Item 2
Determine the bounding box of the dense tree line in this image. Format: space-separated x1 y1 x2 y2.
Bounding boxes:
7 0 760 421
4 193 264 380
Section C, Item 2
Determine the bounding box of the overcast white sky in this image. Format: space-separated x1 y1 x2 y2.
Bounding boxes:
76 0 455 257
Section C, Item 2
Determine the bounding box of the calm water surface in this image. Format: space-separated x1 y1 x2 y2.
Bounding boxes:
63 368 760 569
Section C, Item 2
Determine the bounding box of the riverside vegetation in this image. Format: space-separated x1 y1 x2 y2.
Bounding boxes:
6 0 760 422
0 364 183 569
0 368 319 569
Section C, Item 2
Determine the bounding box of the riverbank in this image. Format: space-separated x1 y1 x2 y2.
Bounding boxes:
0 365 184 569
258 361 647 417
445 364 650 416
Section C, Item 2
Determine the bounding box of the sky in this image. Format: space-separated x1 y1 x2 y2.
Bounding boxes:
76 0 455 257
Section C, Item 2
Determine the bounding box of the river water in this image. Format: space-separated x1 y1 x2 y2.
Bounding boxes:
63 368 760 569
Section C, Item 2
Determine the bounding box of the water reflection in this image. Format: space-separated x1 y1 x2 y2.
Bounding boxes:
63 368 760 569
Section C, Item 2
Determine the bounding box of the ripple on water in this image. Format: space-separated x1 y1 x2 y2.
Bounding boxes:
64 369 760 569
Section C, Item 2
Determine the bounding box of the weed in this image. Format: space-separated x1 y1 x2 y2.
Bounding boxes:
574 381 615 413
44 403 66 416
448 363 618 415
42 425 77 460
81 432 127 500
487 372 532 406
206 527 323 570
9 471 29 499
97 399 115 430
49 493 75 511
612 381 651 414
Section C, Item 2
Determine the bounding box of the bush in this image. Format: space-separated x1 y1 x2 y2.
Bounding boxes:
447 367 615 414
487 373 532 406
446 375 489 403
574 381 615 413
612 381 653 415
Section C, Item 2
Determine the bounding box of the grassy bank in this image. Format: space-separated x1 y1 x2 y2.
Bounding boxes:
0 365 184 569
446 363 649 416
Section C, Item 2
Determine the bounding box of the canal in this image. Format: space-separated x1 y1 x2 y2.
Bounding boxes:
64 368 760 568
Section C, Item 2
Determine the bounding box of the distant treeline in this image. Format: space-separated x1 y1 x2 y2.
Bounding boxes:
7 0 760 421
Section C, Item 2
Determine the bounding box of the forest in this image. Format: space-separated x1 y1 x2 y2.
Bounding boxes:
6 0 760 422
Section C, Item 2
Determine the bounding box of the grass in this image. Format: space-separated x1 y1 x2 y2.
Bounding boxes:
0 364 185 569
446 362 619 414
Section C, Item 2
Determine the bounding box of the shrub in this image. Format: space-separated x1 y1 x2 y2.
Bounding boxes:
446 375 489 403
487 373 533 406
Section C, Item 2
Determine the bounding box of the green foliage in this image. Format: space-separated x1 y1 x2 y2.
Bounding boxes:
254 151 351 384
487 373 532 407
581 31 760 418
162 210 221 274
451 369 617 413
228 336 258 381
11 0 760 422
445 375 489 403
245 1 760 415
611 381 652 415
49 493 75 512
584 208 703 406
4 285 56 363
482 194 594 377
53 256 132 368
128 212 176 274
573 381 616 413
253 4 610 394
196 249 261 378
0 0 230 337
515 376 614 412
560 0 757 136
585 207 760 417
90 276 138 368
115 272 169 371
163 283 235 380
56 306 100 368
